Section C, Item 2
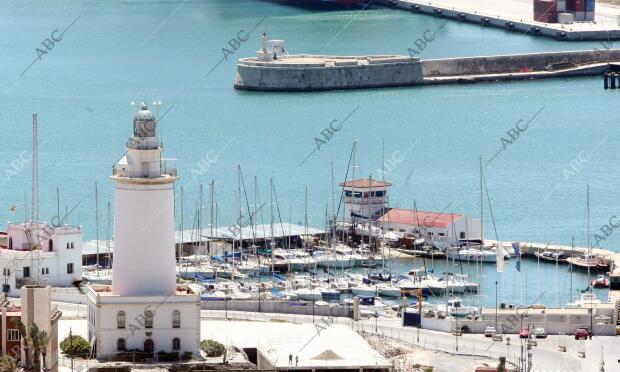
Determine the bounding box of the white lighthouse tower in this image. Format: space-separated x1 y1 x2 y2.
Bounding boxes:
111 102 177 296
87 103 200 358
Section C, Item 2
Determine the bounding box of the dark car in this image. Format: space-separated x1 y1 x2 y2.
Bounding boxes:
575 328 591 340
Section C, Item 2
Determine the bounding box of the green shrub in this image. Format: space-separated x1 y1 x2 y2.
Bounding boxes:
182 351 193 360
59 335 90 357
200 339 225 357
157 351 180 362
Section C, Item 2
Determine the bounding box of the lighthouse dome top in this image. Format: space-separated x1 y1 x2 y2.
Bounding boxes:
133 102 157 138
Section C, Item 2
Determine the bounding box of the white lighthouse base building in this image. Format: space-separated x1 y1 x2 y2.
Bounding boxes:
87 285 200 358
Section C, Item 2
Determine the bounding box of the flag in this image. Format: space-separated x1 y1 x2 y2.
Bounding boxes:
496 245 504 273
512 242 521 272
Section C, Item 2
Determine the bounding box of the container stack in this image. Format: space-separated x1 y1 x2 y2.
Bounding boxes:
543 0 595 23
534 0 558 23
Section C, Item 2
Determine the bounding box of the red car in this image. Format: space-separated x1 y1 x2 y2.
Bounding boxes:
519 328 530 338
575 328 591 340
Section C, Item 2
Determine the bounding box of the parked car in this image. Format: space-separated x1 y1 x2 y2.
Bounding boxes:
519 328 530 338
534 327 547 338
575 328 591 340
484 325 497 337
461 325 472 334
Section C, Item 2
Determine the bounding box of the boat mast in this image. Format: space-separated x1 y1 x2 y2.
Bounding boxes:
270 178 274 273
95 181 99 278
479 156 484 246
236 164 242 279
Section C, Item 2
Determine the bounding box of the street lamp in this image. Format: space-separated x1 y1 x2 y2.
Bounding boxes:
495 280 498 329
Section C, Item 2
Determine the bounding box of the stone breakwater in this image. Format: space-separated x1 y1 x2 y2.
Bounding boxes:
234 49 620 91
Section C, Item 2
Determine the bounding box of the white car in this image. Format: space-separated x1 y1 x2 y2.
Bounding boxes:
534 327 547 338
484 325 497 337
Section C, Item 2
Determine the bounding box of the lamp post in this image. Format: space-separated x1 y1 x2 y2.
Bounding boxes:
495 280 498 329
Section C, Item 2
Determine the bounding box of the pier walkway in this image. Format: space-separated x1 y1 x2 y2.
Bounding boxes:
377 0 620 40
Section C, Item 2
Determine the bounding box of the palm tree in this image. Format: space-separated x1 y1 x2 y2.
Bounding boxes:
0 355 20 372
13 318 31 370
28 324 41 372
36 331 51 372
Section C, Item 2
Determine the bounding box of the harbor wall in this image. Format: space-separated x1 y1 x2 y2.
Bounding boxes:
202 300 353 317
235 56 424 91
421 49 620 77
236 50 620 91
376 0 620 41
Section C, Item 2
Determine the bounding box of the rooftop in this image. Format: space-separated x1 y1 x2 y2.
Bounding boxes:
378 208 463 228
340 179 392 189
201 320 390 369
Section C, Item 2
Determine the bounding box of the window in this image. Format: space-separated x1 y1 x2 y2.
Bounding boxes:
66 243 70 249
172 310 181 328
2 268 9 276
145 310 154 329
373 190 385 197
48 240 53 252
67 263 74 274
117 338 126 352
8 237 12 250
41 268 49 275
172 338 181 351
7 329 20 341
117 311 126 329
353 192 362 198
345 191 352 197
399 229 406 233
438 233 445 237
71 242 74 249
23 267 30 278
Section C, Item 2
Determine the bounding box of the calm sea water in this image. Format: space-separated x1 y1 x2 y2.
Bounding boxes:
0 0 615 305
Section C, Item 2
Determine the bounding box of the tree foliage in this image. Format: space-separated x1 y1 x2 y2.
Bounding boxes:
60 335 90 357
200 339 225 357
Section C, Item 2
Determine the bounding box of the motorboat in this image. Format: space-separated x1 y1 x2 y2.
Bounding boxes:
294 287 323 301
567 253 609 271
435 298 479 317
351 284 378 297
592 274 610 288
566 293 602 308
377 283 402 298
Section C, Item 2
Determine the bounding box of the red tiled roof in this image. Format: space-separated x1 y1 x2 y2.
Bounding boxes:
339 179 392 188
377 208 463 228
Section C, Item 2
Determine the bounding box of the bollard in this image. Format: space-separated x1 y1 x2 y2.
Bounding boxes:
604 73 609 89
611 73 617 89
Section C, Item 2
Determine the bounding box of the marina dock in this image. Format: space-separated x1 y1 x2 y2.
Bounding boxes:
376 0 620 41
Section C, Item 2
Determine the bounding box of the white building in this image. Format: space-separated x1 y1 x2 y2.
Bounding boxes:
377 208 482 243
87 103 200 359
0 222 82 296
340 178 482 242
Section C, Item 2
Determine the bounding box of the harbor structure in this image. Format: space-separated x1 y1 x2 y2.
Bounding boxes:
236 38 620 92
0 222 82 296
87 103 200 358
341 178 481 241
378 208 482 242
379 0 618 41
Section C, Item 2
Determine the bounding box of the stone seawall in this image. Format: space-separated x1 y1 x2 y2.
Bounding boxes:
234 55 424 91
422 49 620 77
235 49 620 91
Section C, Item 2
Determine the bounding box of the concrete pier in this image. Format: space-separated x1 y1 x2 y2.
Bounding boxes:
377 0 620 41
235 49 620 91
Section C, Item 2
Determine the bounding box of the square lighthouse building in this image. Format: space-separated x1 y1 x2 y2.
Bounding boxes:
86 103 200 358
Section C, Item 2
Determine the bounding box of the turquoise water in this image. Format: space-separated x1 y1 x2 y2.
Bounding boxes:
0 0 615 305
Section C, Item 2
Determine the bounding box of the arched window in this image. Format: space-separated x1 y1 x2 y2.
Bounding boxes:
144 339 154 354
117 338 126 351
145 309 154 329
48 240 53 252
8 238 12 250
172 310 181 328
71 242 74 249
117 311 126 329
172 338 181 351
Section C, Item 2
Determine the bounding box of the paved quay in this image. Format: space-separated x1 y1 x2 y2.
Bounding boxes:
377 0 620 40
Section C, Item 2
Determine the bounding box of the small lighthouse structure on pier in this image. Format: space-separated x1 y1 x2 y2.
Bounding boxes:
87 103 200 358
